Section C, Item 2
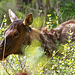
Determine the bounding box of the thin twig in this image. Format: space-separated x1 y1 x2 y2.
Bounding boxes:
0 15 5 28
2 37 11 75
1 62 10 75
18 55 23 70
2 37 6 60
6 59 15 73
38 50 59 72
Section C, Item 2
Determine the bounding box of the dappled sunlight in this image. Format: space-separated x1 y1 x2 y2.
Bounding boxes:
31 17 44 29
24 40 49 74
0 0 75 74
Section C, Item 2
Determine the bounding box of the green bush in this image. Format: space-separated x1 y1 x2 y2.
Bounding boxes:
0 14 75 75
59 0 75 21
0 0 75 74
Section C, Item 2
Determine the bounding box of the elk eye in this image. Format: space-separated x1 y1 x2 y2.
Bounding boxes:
13 31 19 39
14 32 19 37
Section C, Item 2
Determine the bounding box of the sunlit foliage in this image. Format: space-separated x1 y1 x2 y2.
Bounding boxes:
0 0 75 74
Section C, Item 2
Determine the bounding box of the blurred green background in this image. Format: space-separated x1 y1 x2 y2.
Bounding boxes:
0 0 75 75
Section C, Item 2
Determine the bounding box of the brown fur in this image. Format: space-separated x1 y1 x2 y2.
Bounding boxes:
54 20 75 43
0 10 75 60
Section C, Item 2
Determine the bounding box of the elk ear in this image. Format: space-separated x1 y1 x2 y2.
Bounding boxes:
8 9 18 22
23 13 33 26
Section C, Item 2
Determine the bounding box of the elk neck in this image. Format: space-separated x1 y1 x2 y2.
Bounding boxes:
22 28 56 56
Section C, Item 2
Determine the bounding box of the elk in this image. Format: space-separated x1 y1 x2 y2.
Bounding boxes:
0 9 75 60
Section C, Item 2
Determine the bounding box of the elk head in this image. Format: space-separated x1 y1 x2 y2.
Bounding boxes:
0 9 33 60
